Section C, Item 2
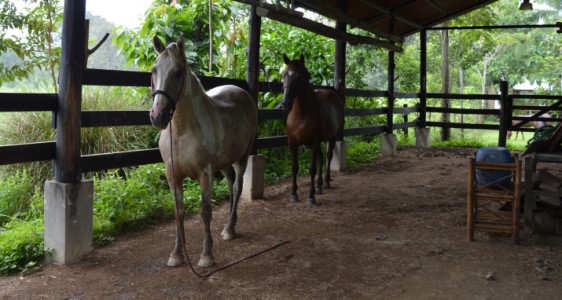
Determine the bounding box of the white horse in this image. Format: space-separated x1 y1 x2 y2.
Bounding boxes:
150 35 257 268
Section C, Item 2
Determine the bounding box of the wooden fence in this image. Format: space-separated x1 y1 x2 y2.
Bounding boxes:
0 69 418 172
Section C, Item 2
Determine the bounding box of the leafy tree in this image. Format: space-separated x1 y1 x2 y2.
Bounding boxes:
0 0 62 92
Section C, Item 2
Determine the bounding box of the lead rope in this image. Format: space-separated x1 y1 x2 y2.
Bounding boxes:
166 87 289 279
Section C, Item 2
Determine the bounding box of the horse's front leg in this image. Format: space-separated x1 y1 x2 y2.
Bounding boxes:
198 165 215 268
289 143 299 203
307 144 320 205
167 174 186 267
324 138 335 189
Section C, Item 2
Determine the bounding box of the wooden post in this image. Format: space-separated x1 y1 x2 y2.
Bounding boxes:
498 81 509 147
334 0 347 142
386 17 395 134
56 0 86 183
247 5 261 155
467 157 475 241
403 103 408 135
419 29 427 128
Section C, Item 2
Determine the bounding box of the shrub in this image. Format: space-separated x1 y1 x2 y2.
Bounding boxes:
0 170 36 226
0 219 44 275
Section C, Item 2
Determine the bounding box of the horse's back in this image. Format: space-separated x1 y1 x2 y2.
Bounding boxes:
315 89 343 140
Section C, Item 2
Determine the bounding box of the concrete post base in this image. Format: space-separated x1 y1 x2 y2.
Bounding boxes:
241 154 265 200
44 180 93 265
381 133 397 157
415 127 431 148
330 141 346 171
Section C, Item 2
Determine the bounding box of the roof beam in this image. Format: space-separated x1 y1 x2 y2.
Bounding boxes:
255 6 402 52
297 0 402 42
427 0 448 15
360 0 424 30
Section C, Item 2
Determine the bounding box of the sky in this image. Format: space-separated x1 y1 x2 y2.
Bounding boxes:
86 0 153 28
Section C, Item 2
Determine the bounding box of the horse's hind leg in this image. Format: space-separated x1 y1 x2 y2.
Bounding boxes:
289 144 299 203
324 138 335 189
316 146 324 194
221 160 245 241
197 165 215 268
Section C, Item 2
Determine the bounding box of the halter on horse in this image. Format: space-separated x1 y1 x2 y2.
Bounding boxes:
281 54 344 205
150 35 257 268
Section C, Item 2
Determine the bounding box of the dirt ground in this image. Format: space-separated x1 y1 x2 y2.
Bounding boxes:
2 146 562 299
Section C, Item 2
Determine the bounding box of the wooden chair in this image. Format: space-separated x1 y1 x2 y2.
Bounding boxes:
467 154 522 244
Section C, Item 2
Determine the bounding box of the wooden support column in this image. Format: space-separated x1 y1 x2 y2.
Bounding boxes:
334 0 347 142
56 0 86 183
242 5 265 200
419 29 427 128
386 16 395 135
331 0 347 171
498 81 509 147
45 0 93 265
246 4 261 155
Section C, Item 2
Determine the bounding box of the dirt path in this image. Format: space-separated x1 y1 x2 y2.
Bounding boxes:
1 146 562 299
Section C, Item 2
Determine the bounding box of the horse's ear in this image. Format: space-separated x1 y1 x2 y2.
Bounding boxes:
283 54 290 65
176 34 185 55
299 54 305 64
153 36 166 53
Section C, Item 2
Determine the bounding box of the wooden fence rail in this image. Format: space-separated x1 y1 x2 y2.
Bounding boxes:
0 71 418 170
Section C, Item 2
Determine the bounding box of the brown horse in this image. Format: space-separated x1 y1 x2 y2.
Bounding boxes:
150 35 257 268
281 54 344 205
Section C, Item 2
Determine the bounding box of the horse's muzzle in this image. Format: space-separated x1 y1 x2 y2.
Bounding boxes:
150 107 173 130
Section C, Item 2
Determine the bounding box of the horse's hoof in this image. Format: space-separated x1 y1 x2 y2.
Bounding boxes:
198 255 214 268
306 198 317 206
221 226 236 241
166 255 184 267
290 195 298 203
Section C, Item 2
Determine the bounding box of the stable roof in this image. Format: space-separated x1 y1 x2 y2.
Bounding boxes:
237 0 500 44
298 0 500 41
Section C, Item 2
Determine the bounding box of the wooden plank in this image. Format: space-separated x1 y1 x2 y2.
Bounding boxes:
0 142 56 164
0 93 58 112
345 108 386 116
392 120 418 130
346 89 387 98
426 93 499 100
427 107 499 115
394 106 418 115
84 69 249 91
83 69 150 87
343 126 385 136
255 6 402 51
81 111 151 127
426 121 498 130
258 109 286 121
256 136 287 149
394 92 419 99
81 149 162 172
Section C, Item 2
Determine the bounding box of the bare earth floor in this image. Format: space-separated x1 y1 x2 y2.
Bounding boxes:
2 146 562 299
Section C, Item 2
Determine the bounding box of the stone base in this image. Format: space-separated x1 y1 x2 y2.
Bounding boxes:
415 127 431 148
44 180 93 265
330 141 346 172
241 154 265 200
381 133 397 157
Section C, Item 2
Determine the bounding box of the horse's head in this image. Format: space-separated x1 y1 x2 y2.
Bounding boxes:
281 54 310 112
149 35 187 130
